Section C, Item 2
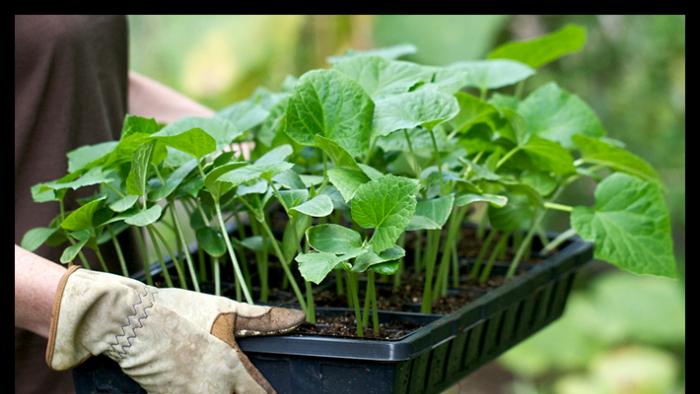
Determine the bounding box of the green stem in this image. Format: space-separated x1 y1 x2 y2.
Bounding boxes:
258 219 308 314
368 270 379 335
151 222 188 289
543 201 574 212
108 225 129 277
470 229 497 280
77 251 91 269
305 281 316 324
479 230 512 284
451 242 459 288
336 270 345 295
171 206 201 292
94 245 110 273
213 257 221 296
540 228 577 256
403 129 422 178
433 206 468 300
427 128 445 193
214 202 252 303
495 146 521 170
134 228 154 286
362 276 371 331
514 80 525 99
420 230 440 313
147 226 174 288
347 271 363 337
414 231 424 273
233 210 253 299
476 210 489 241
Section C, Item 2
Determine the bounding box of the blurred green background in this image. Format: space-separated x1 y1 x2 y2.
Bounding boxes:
128 15 685 394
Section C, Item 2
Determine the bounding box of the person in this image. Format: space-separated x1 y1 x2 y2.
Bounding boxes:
15 15 303 393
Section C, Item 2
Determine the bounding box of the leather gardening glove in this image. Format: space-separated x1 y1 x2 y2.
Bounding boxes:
45 266 306 394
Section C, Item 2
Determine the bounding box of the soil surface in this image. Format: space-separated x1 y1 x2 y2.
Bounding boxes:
291 313 422 340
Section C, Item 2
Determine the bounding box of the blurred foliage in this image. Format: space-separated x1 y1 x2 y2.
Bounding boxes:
500 271 684 394
128 15 685 393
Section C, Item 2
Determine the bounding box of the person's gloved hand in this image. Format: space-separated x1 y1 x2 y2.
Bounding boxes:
45 266 306 394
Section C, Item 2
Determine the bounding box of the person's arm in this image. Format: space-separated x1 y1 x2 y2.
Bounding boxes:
15 245 67 338
128 71 215 123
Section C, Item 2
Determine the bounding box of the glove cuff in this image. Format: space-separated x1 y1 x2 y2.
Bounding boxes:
45 265 84 369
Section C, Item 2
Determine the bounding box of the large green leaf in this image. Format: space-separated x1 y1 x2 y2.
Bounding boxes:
21 227 58 252
488 24 587 68
446 60 535 91
352 246 405 273
372 85 459 137
518 82 606 148
43 167 114 192
573 134 659 183
67 141 118 173
295 252 342 284
488 185 541 231
520 136 576 176
152 128 216 158
351 174 419 252
203 162 246 200
284 69 374 158
121 115 162 138
196 227 226 258
149 159 198 201
109 195 140 213
156 116 243 146
124 204 163 227
407 194 455 231
571 173 676 278
327 44 417 63
314 135 363 170
60 237 89 264
306 224 364 255
449 92 500 133
291 194 334 217
333 56 433 98
327 167 370 203
217 146 294 186
61 197 107 231
126 141 156 196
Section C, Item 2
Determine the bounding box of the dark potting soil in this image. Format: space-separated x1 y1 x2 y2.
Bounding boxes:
291 312 421 340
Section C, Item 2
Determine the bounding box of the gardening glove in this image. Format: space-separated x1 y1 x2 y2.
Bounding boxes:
45 266 306 394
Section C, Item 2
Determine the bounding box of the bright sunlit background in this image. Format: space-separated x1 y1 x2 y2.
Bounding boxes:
128 15 685 394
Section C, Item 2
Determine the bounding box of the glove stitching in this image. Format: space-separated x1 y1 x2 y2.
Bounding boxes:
106 286 156 359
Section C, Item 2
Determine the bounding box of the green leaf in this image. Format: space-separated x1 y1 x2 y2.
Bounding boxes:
126 141 156 196
306 224 363 254
21 227 58 252
67 141 118 173
314 135 362 170
430 68 471 95
488 93 520 113
45 167 114 192
195 227 226 258
284 69 374 158
488 24 587 68
121 115 162 138
31 183 59 203
358 164 383 180
447 60 535 91
327 167 370 203
449 92 500 133
218 88 285 134
455 193 508 208
377 127 449 156
519 82 606 148
255 144 294 166
295 252 342 284
520 136 576 176
571 173 676 278
351 174 419 252
352 246 405 273
573 134 659 183
61 197 107 231
291 194 334 217
372 85 459 137
60 238 89 264
109 195 139 212
204 162 246 199
238 236 266 252
237 180 268 196
327 44 417 63
407 195 455 231
157 116 243 146
333 56 433 98
372 261 402 276
152 127 216 158
273 169 306 190
521 170 558 196
281 214 311 263
150 159 198 201
277 189 309 210
489 185 541 230
124 205 163 227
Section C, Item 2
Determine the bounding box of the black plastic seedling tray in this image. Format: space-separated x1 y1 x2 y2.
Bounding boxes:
72 236 593 394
